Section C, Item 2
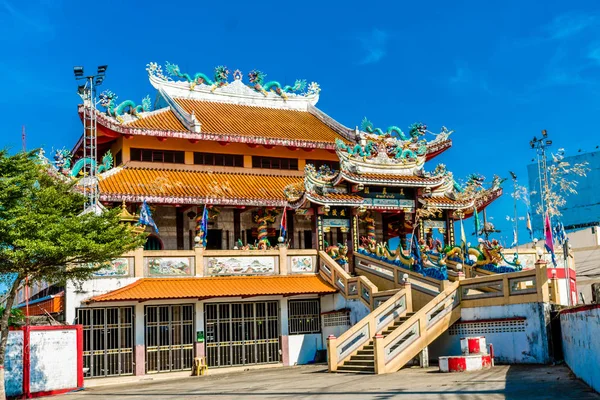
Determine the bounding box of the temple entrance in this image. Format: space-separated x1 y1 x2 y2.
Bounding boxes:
77 306 134 378
205 301 280 368
206 229 223 250
145 304 194 373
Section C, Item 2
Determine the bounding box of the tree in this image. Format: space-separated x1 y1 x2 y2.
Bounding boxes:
0 150 145 398
534 149 590 218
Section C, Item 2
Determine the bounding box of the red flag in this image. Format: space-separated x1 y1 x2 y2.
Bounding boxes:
280 207 287 238
544 213 554 253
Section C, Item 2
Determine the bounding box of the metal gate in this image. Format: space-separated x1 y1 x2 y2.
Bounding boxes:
145 304 194 373
76 307 134 378
205 301 280 367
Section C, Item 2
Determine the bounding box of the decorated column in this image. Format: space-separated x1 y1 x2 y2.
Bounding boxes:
253 208 278 249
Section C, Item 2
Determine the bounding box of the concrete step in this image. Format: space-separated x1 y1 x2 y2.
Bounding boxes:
336 365 375 373
351 354 375 361
343 359 375 368
356 349 375 356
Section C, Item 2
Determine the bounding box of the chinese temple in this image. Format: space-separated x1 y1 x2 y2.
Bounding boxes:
17 62 572 380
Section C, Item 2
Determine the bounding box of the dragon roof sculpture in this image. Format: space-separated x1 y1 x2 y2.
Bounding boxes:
146 61 321 106
334 121 453 179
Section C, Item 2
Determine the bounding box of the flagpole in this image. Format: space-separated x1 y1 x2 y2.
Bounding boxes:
510 172 519 255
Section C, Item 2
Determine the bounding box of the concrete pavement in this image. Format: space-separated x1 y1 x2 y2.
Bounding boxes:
60 364 598 399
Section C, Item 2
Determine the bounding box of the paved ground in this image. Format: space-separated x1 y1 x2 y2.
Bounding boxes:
60 364 598 399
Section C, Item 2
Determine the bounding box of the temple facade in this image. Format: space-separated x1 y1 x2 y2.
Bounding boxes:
18 62 574 380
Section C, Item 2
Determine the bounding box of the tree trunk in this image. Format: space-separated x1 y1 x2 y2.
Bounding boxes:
0 276 23 400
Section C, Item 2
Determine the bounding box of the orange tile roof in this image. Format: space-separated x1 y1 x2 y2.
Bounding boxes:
175 99 345 144
99 167 302 206
342 171 443 186
125 109 187 132
86 275 336 303
15 292 64 316
308 192 364 204
421 196 472 207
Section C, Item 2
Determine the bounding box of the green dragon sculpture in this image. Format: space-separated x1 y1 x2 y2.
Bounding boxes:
165 63 230 91
54 149 113 177
390 142 427 162
361 118 408 140
335 138 376 158
408 123 427 140
325 241 349 266
99 91 151 123
247 70 306 99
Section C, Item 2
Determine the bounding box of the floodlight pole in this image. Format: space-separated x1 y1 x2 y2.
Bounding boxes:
511 173 519 254
530 131 552 231
74 65 107 211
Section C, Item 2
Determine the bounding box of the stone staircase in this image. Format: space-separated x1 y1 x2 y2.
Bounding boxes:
337 312 416 373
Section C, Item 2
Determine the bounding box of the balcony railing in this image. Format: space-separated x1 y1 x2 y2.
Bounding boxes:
90 247 319 279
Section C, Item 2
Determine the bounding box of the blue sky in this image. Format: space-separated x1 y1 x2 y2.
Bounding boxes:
1 0 600 246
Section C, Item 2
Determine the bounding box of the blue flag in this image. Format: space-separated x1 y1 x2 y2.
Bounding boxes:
526 210 533 240
554 221 567 245
410 235 423 272
200 205 208 248
138 200 158 233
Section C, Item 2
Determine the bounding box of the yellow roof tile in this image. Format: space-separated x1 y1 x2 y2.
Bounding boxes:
125 109 187 132
99 167 302 206
175 99 344 143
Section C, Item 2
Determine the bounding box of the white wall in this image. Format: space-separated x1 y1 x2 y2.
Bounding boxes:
65 277 139 323
4 329 79 397
429 302 551 364
560 305 600 393
288 334 323 365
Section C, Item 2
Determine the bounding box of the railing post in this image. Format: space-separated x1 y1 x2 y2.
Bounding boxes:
502 275 510 302
133 247 144 277
466 264 473 278
402 282 413 313
279 245 288 275
373 334 385 374
327 335 338 372
535 259 549 302
550 276 561 304
194 246 204 277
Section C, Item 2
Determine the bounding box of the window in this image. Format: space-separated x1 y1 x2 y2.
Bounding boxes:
115 149 122 166
194 152 243 167
130 148 185 164
144 235 163 250
252 156 298 170
288 299 321 334
306 159 340 171
323 311 351 327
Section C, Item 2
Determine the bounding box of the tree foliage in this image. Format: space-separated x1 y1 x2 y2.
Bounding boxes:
0 150 145 397
531 149 590 218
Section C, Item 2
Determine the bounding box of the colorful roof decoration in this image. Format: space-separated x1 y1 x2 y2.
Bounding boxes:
284 123 503 214
419 174 504 218
78 61 358 150
85 275 336 303
99 166 302 206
